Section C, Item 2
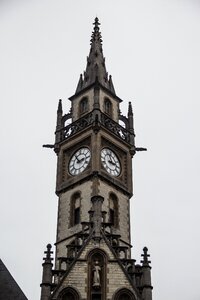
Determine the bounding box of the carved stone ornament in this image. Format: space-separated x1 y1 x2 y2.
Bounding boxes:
92 260 101 288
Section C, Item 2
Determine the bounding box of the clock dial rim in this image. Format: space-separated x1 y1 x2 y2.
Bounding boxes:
101 148 121 177
68 147 91 176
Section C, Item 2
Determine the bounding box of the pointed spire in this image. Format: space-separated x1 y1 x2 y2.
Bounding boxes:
55 99 63 148
57 99 62 113
75 18 115 94
109 75 115 94
75 74 83 93
128 101 133 116
128 101 135 147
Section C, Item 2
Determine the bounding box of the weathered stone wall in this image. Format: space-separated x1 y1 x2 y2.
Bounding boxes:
56 181 93 242
71 87 119 123
98 181 131 246
55 180 93 270
99 89 119 123
71 89 94 122
55 177 131 268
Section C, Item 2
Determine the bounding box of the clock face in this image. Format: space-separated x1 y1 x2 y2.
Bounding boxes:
69 147 91 176
101 148 121 176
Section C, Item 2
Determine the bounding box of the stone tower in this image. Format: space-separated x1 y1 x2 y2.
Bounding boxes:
40 18 153 300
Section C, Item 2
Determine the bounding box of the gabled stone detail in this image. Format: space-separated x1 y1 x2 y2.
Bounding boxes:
40 196 152 300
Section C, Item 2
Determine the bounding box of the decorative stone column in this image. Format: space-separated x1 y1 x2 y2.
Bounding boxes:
40 244 53 300
141 247 153 300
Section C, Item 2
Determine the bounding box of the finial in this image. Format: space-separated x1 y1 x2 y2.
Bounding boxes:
57 99 62 113
75 74 83 93
43 244 53 263
128 101 133 116
141 246 151 267
94 17 100 28
109 75 115 94
90 17 102 45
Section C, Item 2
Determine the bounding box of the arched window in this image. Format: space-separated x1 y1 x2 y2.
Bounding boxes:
79 97 88 115
118 294 131 300
109 193 118 228
113 288 135 300
104 98 112 116
59 287 79 300
70 192 81 227
62 292 75 300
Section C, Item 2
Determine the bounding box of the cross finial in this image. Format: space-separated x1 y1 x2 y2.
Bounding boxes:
141 246 151 266
43 244 53 263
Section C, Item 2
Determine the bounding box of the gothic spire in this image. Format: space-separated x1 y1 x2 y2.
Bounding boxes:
75 17 115 94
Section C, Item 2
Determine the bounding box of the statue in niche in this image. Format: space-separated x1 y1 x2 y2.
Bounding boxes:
92 260 101 288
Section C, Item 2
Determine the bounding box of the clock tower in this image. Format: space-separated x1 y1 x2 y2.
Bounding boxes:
40 18 153 300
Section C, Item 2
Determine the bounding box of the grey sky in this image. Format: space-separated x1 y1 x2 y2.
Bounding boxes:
0 0 200 299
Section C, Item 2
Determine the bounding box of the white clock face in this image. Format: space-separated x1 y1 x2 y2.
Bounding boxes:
101 148 121 176
69 147 91 176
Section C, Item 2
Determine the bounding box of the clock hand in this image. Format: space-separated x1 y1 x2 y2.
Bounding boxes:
75 154 81 163
110 156 116 165
108 155 115 165
108 154 113 163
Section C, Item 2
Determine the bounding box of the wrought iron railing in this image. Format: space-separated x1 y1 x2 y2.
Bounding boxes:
63 112 94 138
58 110 132 144
100 113 129 142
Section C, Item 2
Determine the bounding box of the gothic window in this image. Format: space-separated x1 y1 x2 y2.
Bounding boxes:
113 288 135 300
79 97 88 115
118 295 131 300
62 292 75 300
104 98 112 116
92 295 101 300
109 193 118 228
59 287 79 300
70 192 81 227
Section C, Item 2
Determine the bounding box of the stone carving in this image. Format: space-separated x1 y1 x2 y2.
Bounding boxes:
92 260 101 288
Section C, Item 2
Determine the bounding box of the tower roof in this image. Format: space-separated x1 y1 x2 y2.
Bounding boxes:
0 259 28 300
75 17 115 94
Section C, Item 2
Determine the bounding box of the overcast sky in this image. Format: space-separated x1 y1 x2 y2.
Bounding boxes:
0 0 200 299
